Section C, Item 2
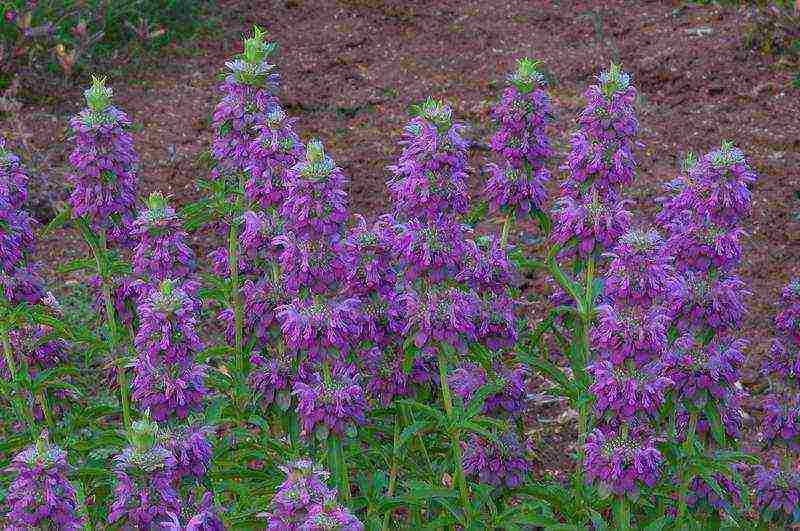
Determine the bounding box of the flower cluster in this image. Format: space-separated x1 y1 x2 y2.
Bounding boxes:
584 426 662 496
484 58 553 216
4 435 83 530
212 26 281 180
449 361 528 417
462 432 531 489
293 363 367 440
0 138 43 304
131 279 207 421
67 76 139 245
552 63 638 258
753 458 800 524
263 459 363 530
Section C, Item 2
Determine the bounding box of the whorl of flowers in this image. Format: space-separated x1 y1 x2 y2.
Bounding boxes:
131 280 207 421
276 296 361 363
393 217 469 283
274 232 347 295
250 349 300 410
563 63 639 198
225 277 285 347
753 458 800 523
0 139 43 304
109 419 181 528
458 236 516 295
448 361 528 417
604 229 673 307
212 26 281 179
775 279 800 344
763 338 800 383
163 492 225 531
760 393 800 450
583 425 662 496
360 345 420 406
264 460 363 530
660 143 758 228
132 192 196 283
166 424 214 482
400 286 478 355
675 389 745 442
342 214 397 296
3 323 68 376
687 471 742 512
475 292 518 351
587 360 672 422
246 105 305 209
660 335 745 403
387 97 470 222
293 363 368 440
485 58 553 215
281 140 349 239
663 218 744 273
663 271 747 333
67 76 138 245
551 191 632 258
462 432 531 489
592 303 668 365
3 434 83 530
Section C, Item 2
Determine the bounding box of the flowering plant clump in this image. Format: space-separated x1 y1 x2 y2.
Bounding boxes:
1 28 787 530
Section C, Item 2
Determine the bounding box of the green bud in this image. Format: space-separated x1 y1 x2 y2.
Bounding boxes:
306 139 325 164
509 57 545 94
84 75 113 113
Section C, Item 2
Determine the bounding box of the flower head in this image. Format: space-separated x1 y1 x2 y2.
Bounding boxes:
462 432 531 489
584 425 662 496
293 364 368 440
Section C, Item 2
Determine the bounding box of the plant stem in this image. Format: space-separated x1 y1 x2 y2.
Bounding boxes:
677 410 698 520
616 496 631 530
437 349 471 525
1 327 37 438
500 209 515 247
382 414 401 531
228 218 243 375
577 255 595 446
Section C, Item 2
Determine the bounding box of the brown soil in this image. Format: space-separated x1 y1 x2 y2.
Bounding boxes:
2 0 798 472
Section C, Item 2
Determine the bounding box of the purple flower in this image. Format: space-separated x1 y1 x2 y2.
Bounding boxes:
163 492 225 531
227 277 285 347
663 217 744 273
462 432 531 489
551 191 632 258
563 63 639 197
661 335 745 403
212 27 280 180
388 98 470 222
239 209 283 274
393 217 469 283
584 425 662 496
281 140 349 239
475 293 518 351
250 349 301 410
132 192 196 282
132 280 207 421
166 424 214 482
592 303 668 365
775 279 800 344
588 359 672 422
458 236 516 296
449 361 528 417
109 420 181 529
763 338 800 381
484 163 549 216
604 229 673 307
67 77 138 245
299 499 364 531
293 364 368 440
679 143 758 227
4 435 83 530
676 388 745 441
687 470 743 511
263 459 334 528
400 286 478 355
761 393 800 450
355 290 404 347
664 271 747 333
276 297 361 363
754 458 800 522
246 105 305 209
274 232 347 295
360 345 423 406
342 214 397 296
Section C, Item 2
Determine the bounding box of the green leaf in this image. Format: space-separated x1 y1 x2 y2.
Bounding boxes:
704 401 726 447
41 206 72 237
398 420 433 450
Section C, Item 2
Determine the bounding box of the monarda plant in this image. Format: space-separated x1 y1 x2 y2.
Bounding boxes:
0 26 780 530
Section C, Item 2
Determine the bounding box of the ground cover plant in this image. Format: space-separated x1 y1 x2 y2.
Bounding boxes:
0 25 797 530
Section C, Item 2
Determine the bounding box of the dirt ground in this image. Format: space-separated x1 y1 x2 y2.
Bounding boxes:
2 0 798 472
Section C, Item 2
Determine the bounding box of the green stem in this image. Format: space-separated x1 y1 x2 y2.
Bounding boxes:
616 496 631 531
500 209 515 247
228 219 243 376
578 255 595 446
437 349 471 525
382 414 401 531
1 328 37 438
677 410 699 520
